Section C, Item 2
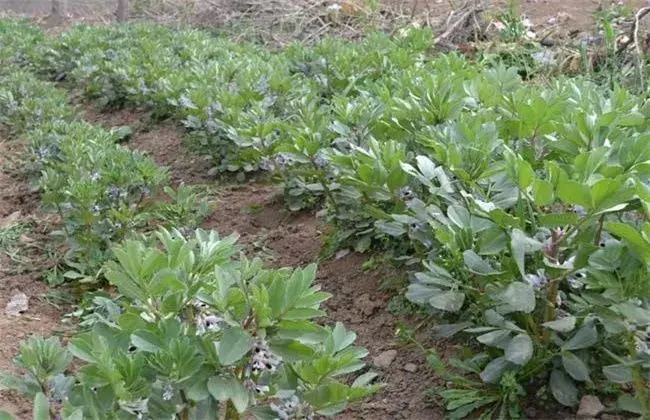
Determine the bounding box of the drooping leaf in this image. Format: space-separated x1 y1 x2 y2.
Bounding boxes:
476 330 512 349
429 291 465 312
510 229 543 278
463 250 502 275
495 282 536 314
561 351 590 382
561 321 597 351
542 317 576 333
505 334 533 366
549 369 578 407
479 356 510 384
603 364 633 384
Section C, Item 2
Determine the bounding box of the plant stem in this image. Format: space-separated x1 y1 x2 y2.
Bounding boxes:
542 228 562 343
179 390 190 420
594 215 605 246
224 400 240 420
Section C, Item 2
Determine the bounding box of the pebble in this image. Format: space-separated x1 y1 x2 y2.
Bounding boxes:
373 350 398 369
577 395 605 419
403 363 417 373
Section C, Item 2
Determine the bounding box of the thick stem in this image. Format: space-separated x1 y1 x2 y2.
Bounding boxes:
224 400 240 420
594 215 605 246
542 229 562 343
178 390 190 420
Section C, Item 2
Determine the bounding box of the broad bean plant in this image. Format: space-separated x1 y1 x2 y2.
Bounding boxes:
2 229 377 419
2 18 650 418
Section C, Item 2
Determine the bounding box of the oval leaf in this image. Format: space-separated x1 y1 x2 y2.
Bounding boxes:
561 322 597 351
561 351 590 382
429 291 465 312
33 392 50 420
550 369 578 407
216 327 252 366
542 317 576 333
505 334 533 366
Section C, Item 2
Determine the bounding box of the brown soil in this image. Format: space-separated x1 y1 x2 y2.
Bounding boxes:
0 140 68 418
82 104 214 185
108 112 446 418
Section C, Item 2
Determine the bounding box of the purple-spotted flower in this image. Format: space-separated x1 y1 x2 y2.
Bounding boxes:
246 339 282 376
399 186 414 200
195 314 224 335
270 395 313 420
525 268 548 289
162 383 174 401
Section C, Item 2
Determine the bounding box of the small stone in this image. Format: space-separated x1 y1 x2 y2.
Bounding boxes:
335 249 350 260
577 395 605 419
403 363 417 373
5 290 29 316
373 350 397 369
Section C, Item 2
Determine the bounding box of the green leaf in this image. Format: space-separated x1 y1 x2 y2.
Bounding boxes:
0 410 13 420
463 250 502 275
542 317 576 333
561 321 597 350
561 351 590 382
282 308 326 320
495 282 536 314
416 156 437 179
351 372 378 388
33 392 49 420
477 330 512 349
331 322 357 352
616 302 650 325
605 222 650 262
510 229 543 278
537 212 580 227
603 364 633 383
269 339 316 362
429 291 465 312
216 327 252 366
617 394 643 414
549 369 578 407
448 205 471 229
505 334 533 365
131 330 163 353
375 221 406 236
517 160 535 189
479 356 510 383
557 180 592 209
187 378 210 402
533 179 554 206
207 375 249 413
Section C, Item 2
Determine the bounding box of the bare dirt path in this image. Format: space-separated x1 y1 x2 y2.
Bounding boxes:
0 139 69 418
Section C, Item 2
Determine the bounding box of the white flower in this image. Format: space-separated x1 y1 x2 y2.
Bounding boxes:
567 270 587 289
525 269 547 289
270 395 312 420
162 383 174 401
196 314 223 335
247 339 282 376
